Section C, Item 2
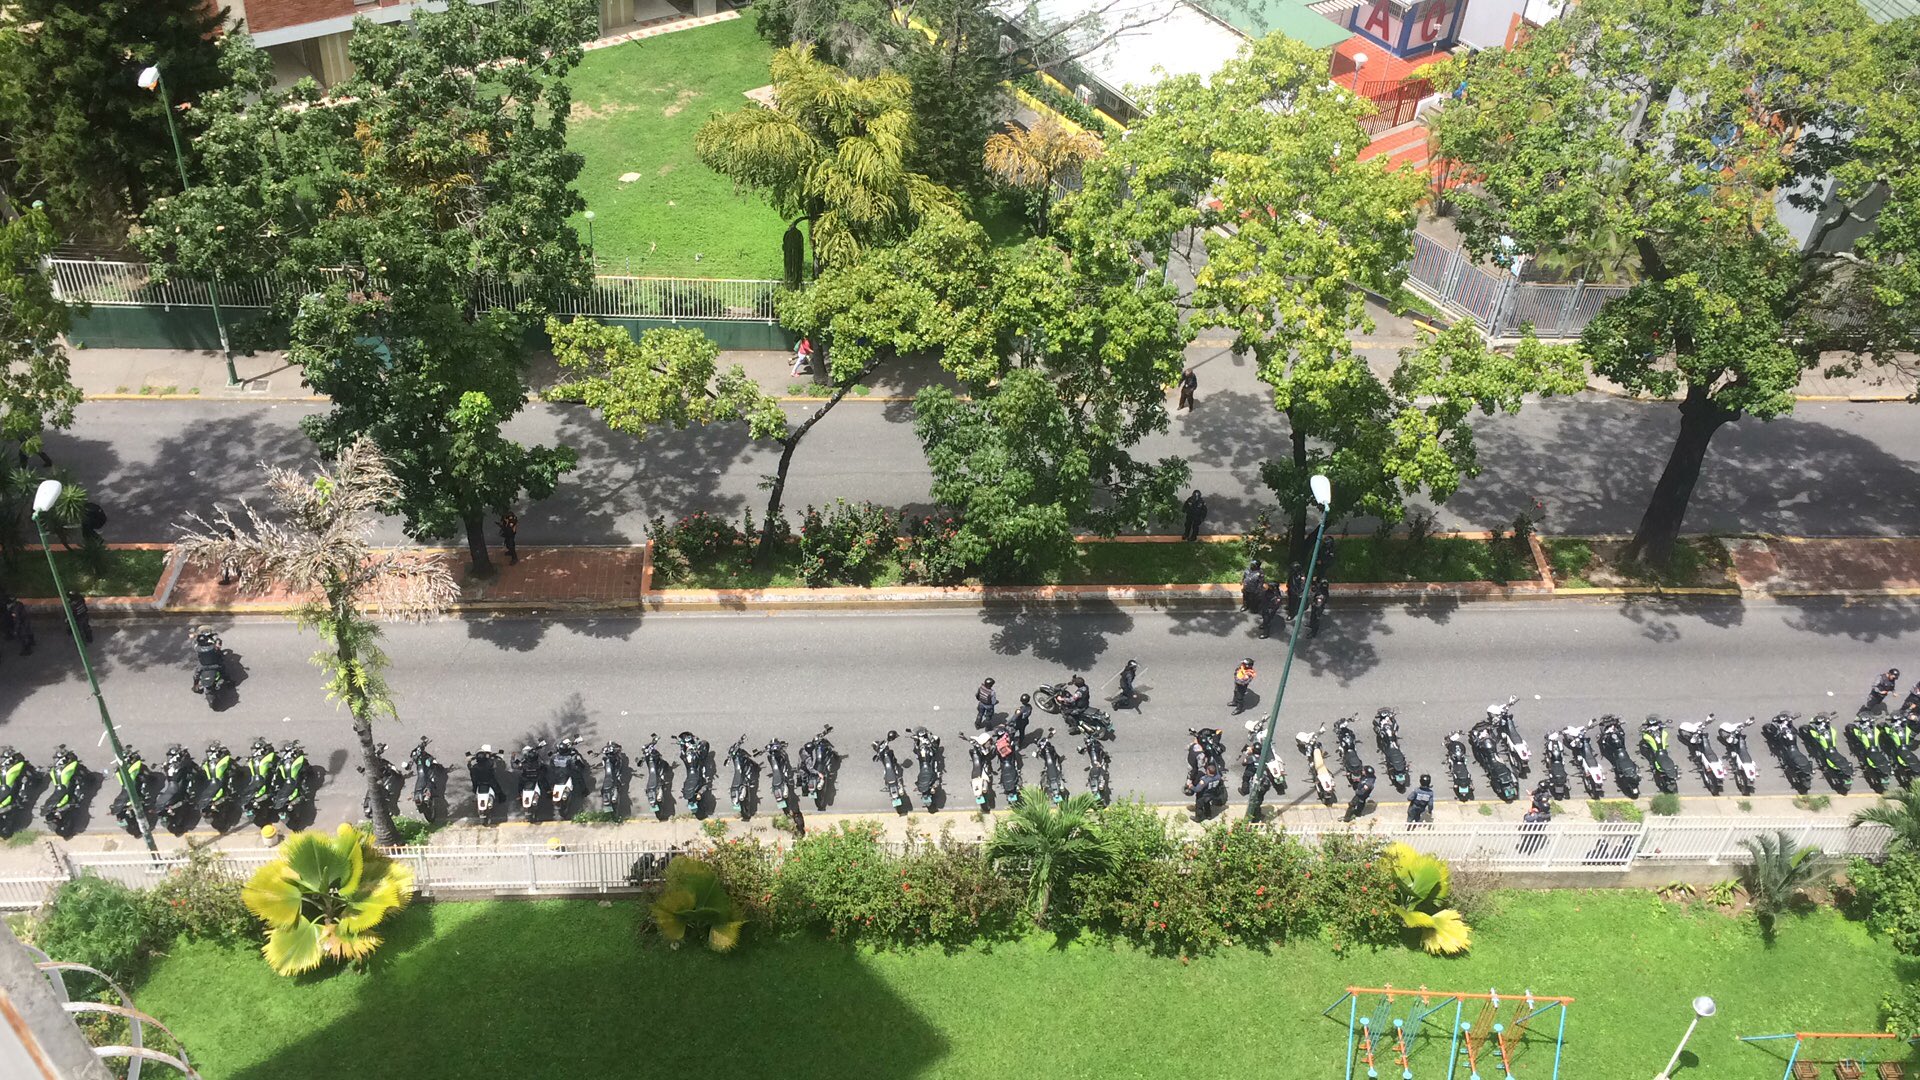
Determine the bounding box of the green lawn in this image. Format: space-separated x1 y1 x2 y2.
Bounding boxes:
134 890 1905 1080
0 548 166 597
565 15 788 279
1544 536 1734 589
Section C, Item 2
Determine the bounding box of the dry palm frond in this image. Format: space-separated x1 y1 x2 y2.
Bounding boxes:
985 117 1104 192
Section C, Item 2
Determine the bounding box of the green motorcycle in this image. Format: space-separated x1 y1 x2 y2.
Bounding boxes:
42 745 87 838
275 741 313 823
243 737 280 824
201 741 238 822
0 747 40 838
110 748 155 835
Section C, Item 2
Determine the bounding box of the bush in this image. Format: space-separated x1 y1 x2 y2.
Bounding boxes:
1849 853 1920 953
145 843 254 947
1313 832 1402 954
1648 792 1682 816
797 501 899 586
704 835 784 931
32 877 157 983
1884 981 1920 1035
1589 799 1644 823
902 513 974 585
776 821 1020 947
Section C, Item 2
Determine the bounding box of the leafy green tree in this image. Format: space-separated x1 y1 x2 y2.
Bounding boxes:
547 321 786 439
988 788 1114 926
1105 33 1581 553
1427 0 1920 566
242 823 416 975
1740 829 1828 941
0 0 232 236
0 205 80 461
176 440 459 847
136 0 594 573
695 43 962 273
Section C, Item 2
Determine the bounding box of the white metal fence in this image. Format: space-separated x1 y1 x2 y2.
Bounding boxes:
0 819 1889 910
1404 231 1630 338
45 258 783 323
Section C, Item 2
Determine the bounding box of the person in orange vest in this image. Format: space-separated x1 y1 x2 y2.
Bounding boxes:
1231 657 1256 714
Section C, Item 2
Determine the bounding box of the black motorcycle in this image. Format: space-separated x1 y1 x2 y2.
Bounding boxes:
189 630 228 709
1080 733 1112 805
1333 715 1366 785
1848 715 1894 792
1541 731 1572 801
109 747 156 835
466 745 504 825
1763 713 1813 792
1372 708 1409 791
1033 728 1069 805
0 746 40 838
1878 715 1920 786
1469 720 1519 801
595 740 630 815
797 725 838 812
201 741 240 824
726 735 761 819
157 744 199 830
359 741 402 820
1639 716 1680 794
676 732 715 810
242 737 281 824
764 737 796 818
1034 682 1117 739
1596 715 1642 796
1442 731 1474 800
639 734 670 817
406 736 441 821
993 723 1022 806
909 728 943 810
511 744 545 822
1803 713 1854 793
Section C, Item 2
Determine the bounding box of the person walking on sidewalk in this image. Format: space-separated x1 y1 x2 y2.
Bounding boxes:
65 591 91 644
8 599 32 656
1258 582 1285 639
1231 657 1256 714
1407 774 1435 826
1308 576 1330 637
1286 562 1306 616
1115 660 1140 711
974 678 998 726
1181 490 1208 541
498 510 519 565
1344 766 1376 822
219 526 238 586
1239 559 1265 613
791 336 814 377
1176 368 1198 411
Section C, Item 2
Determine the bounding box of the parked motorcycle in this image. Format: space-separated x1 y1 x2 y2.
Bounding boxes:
1878 715 1920 786
726 734 761 818
595 740 630 815
1541 731 1572 801
466 745 503 825
1848 715 1894 792
359 741 402 820
1676 717 1727 796
1297 725 1338 805
189 628 227 709
109 747 155 835
406 736 442 821
1596 715 1641 796
1488 695 1531 774
1718 718 1760 796
511 743 544 822
1803 713 1855 793
41 746 87 838
1372 708 1409 791
1239 721 1286 815
1639 716 1680 794
909 728 943 810
1562 723 1606 798
157 744 198 830
1469 720 1520 802
963 730 995 811
1762 713 1815 793
676 732 714 809
1333 715 1365 785
1080 733 1112 805
993 723 1023 806
242 737 281 824
764 737 796 818
797 725 838 812
275 739 313 824
201 741 239 822
1033 728 1069 805
0 747 39 837
1442 732 1475 801
639 734 670 816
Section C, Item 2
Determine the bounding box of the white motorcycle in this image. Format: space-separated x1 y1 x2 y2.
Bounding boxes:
1677 716 1728 795
1717 716 1759 795
1296 725 1336 805
1488 695 1531 773
1560 723 1606 797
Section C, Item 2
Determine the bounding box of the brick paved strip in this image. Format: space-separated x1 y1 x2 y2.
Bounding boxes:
1737 537 1920 596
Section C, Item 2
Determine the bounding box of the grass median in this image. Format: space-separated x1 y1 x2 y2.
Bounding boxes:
1545 536 1735 589
134 889 1901 1079
0 548 167 597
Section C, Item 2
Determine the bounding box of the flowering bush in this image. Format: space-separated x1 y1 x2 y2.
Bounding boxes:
647 512 747 582
797 500 899 586
773 822 1019 947
902 513 976 585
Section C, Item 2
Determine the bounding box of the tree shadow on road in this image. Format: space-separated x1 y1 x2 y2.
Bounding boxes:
81 407 327 540
978 600 1132 669
1776 597 1920 642
528 402 757 546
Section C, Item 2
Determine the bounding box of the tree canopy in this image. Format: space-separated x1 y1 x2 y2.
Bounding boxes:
0 205 80 457
137 0 597 572
1427 0 1920 564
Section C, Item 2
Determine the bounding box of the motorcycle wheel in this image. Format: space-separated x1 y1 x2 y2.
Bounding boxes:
1035 687 1061 714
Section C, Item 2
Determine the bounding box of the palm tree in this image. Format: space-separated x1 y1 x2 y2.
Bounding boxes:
1852 789 1920 852
1740 829 1830 941
176 438 458 846
987 787 1115 926
695 44 962 275
650 856 747 952
984 116 1103 234
243 823 416 975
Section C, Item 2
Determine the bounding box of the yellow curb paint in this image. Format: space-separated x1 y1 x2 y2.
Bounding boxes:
86 393 331 404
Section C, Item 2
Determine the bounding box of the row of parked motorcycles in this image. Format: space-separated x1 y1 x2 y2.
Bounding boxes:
0 739 319 838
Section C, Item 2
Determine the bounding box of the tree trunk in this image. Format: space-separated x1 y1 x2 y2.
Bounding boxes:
356 714 401 846
1622 385 1736 568
755 378 864 564
1036 878 1053 927
1287 424 1310 562
463 511 493 576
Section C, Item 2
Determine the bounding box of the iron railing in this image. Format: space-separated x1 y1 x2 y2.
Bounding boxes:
1402 231 1631 338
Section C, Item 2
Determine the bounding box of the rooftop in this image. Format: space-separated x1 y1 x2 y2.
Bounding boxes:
1191 0 1353 49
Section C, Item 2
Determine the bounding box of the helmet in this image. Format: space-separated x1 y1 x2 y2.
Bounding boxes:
1020 693 1031 704
1245 719 1262 734
1486 704 1503 718
1242 658 1254 667
983 677 995 688
1071 675 1086 687
1363 766 1375 777
1124 659 1138 669
481 744 494 754
1418 773 1432 786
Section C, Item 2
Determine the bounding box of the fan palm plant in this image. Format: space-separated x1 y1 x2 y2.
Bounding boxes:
1741 829 1829 941
987 787 1114 925
175 438 457 845
1852 788 1920 853
1381 842 1472 955
984 116 1103 234
650 856 747 952
695 44 961 275
242 823 415 975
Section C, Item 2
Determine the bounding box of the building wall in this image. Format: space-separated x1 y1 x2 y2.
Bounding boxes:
1454 0 1525 49
1344 0 1466 58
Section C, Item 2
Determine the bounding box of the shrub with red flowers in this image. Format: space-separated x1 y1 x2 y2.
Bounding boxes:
796 500 899 586
902 512 977 585
646 511 747 583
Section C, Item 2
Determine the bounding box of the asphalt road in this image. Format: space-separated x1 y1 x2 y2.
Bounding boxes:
46 393 1920 545
0 598 1912 835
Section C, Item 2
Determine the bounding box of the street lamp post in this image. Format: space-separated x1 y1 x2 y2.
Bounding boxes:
138 64 238 388
583 209 596 262
30 481 159 857
1653 996 1717 1080
1248 474 1333 815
